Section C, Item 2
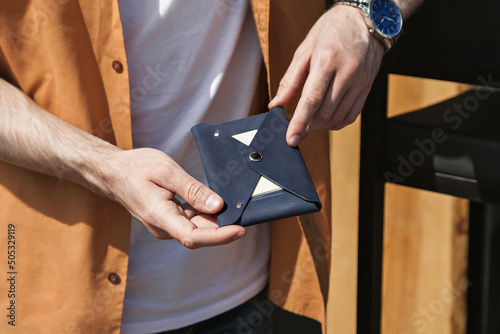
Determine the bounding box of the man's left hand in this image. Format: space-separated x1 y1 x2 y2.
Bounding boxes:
268 5 385 147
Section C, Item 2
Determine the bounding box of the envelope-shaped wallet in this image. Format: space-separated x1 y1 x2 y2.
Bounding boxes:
191 107 322 227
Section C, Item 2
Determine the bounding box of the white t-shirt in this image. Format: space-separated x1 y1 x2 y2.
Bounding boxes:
118 1 270 333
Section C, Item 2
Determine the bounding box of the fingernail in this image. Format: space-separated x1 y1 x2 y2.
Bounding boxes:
233 230 246 241
269 95 278 106
289 135 301 147
205 195 221 212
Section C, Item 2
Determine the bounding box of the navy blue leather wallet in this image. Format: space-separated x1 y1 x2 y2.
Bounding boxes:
191 107 322 227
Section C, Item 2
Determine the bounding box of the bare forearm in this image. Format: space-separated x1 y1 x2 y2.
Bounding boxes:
0 78 120 195
396 0 425 19
0 79 245 247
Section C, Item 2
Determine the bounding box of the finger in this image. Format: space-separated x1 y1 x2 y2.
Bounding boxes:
286 57 336 146
190 213 222 229
330 89 369 130
143 224 174 240
182 223 246 249
301 76 346 137
148 199 208 242
307 86 356 136
159 200 245 248
171 208 245 248
138 197 195 240
268 49 310 109
154 164 224 215
180 202 198 220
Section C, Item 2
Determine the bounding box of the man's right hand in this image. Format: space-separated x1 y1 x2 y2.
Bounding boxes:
0 78 245 249
104 148 246 249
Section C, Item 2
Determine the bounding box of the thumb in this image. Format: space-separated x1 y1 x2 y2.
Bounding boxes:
157 165 224 214
178 180 224 214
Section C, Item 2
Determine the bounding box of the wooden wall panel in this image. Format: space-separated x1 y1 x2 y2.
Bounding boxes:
326 75 470 334
327 115 361 334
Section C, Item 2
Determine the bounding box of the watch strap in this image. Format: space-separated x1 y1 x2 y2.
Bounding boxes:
332 0 399 51
333 0 369 15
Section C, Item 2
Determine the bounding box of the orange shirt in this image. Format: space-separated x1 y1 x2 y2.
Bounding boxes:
0 0 331 333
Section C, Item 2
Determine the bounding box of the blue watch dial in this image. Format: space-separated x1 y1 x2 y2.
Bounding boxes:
369 0 403 38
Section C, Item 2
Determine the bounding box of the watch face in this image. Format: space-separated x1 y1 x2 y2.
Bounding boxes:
369 0 403 38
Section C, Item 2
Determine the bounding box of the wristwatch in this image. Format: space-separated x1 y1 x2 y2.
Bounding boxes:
333 0 403 51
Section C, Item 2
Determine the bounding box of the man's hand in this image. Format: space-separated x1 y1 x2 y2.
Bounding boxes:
105 148 246 249
268 5 385 147
0 78 245 249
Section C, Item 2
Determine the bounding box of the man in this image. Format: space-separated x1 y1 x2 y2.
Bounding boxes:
0 0 422 333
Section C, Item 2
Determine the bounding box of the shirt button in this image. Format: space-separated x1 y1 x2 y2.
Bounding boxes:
112 60 123 74
108 272 121 285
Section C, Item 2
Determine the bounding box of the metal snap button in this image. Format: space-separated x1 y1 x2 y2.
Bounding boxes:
108 272 121 285
112 60 123 73
214 131 221 137
249 152 262 162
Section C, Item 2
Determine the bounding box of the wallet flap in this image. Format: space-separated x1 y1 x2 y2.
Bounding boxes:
191 107 321 227
244 108 322 209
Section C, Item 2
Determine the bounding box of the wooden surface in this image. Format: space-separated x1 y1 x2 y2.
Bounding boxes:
326 75 471 334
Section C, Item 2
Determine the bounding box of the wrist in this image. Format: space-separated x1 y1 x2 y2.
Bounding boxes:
68 140 124 198
330 4 386 55
332 0 404 52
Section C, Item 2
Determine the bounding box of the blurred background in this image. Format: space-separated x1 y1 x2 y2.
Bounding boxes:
327 75 471 333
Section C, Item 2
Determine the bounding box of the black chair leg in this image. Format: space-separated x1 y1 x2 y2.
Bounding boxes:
467 202 500 334
357 74 388 334
357 171 385 334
